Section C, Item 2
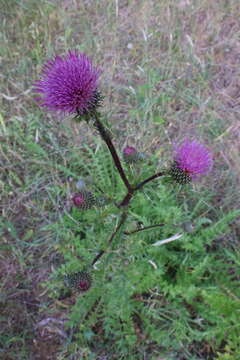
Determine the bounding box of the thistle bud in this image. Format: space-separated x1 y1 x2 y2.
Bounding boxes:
65 271 92 292
181 221 195 233
123 146 145 164
169 161 192 184
72 191 95 210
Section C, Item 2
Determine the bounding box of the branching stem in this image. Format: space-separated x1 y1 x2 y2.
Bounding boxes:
119 171 165 207
135 171 166 190
87 115 166 264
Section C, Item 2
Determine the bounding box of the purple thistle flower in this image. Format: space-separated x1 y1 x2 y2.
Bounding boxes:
170 140 213 184
33 51 101 115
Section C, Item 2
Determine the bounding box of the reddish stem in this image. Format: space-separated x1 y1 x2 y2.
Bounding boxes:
135 171 165 190
119 172 165 207
94 117 133 192
119 190 134 207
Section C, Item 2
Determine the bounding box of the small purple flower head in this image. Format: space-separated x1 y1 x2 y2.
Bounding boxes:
170 139 213 184
33 51 101 115
72 191 95 210
123 146 146 164
123 146 137 156
123 146 137 163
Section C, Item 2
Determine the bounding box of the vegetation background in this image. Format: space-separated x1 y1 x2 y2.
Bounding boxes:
0 0 240 359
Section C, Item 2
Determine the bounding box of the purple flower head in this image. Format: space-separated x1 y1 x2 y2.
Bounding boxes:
72 193 85 207
170 139 213 184
72 191 95 210
123 146 137 156
123 145 147 164
33 51 101 115
123 146 138 164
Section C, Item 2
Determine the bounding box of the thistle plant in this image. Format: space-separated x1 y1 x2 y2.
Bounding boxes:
34 50 214 285
32 51 240 357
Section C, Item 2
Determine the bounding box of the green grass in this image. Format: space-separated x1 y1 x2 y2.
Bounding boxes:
1 0 240 359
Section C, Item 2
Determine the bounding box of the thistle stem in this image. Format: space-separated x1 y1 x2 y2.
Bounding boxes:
92 211 128 266
119 171 165 207
135 171 165 190
93 116 133 192
118 190 134 207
